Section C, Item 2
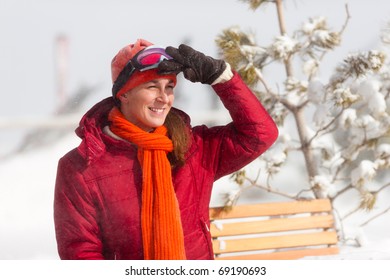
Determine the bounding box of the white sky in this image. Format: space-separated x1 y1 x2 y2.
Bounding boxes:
1 0 390 118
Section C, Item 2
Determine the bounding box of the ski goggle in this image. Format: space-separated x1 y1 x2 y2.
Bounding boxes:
112 46 172 96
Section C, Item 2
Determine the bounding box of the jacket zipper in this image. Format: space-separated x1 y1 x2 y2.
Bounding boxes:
204 221 210 232
200 217 213 259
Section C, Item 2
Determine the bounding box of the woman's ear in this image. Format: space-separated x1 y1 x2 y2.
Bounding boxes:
118 93 128 103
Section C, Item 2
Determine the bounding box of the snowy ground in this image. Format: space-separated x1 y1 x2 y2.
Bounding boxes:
0 129 389 260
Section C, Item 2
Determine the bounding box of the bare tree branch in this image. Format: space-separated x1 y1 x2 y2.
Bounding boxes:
307 108 345 146
274 0 293 77
331 183 354 202
360 206 390 227
243 176 298 200
373 182 390 195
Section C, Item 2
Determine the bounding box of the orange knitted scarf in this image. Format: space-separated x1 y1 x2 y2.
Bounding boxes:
108 107 186 260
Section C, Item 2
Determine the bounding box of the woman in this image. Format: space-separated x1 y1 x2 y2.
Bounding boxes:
54 38 278 260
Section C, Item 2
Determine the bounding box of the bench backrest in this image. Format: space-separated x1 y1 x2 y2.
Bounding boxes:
209 199 339 260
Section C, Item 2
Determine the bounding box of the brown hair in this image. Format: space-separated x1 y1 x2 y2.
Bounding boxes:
164 110 191 168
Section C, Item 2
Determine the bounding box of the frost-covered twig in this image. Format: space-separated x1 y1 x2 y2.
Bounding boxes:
341 206 360 220
373 182 390 195
360 206 390 227
244 176 297 199
317 4 351 63
293 108 324 198
254 68 298 112
275 0 293 77
341 183 390 220
360 183 390 227
331 141 368 185
331 183 354 202
228 170 298 202
307 108 345 145
339 4 351 38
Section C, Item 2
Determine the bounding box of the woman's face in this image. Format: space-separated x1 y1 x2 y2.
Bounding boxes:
119 78 175 131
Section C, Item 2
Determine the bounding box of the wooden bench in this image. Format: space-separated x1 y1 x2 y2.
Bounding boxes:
209 199 339 260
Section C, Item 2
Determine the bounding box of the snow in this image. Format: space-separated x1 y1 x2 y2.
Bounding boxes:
376 143 390 159
303 59 319 77
357 80 387 116
352 114 384 143
334 86 359 106
340 108 358 128
312 103 329 127
269 35 299 60
263 143 287 167
307 79 325 104
0 133 80 259
302 16 327 34
310 175 335 198
350 160 377 188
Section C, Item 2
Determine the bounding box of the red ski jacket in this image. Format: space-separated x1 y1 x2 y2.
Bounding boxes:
54 72 278 259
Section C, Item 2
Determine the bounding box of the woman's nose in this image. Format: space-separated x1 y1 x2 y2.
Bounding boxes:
157 90 169 103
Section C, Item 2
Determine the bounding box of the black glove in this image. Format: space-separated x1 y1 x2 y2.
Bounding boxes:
158 44 226 85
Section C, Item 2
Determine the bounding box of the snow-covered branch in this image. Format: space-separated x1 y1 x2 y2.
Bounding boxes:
216 1 390 237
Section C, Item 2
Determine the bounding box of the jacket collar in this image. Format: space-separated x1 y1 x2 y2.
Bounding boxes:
76 97 114 164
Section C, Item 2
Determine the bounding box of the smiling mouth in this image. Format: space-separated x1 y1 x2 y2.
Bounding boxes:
149 107 165 113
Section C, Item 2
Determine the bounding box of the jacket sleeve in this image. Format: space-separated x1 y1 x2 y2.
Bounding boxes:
194 71 279 180
53 153 104 260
